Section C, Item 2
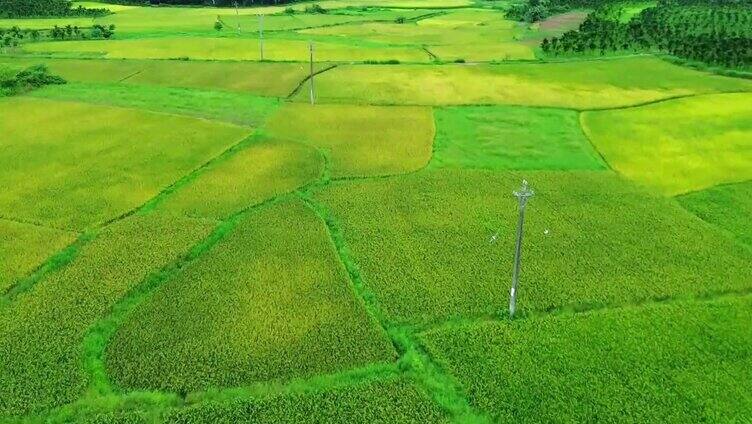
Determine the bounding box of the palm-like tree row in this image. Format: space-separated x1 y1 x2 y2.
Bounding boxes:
541 2 752 68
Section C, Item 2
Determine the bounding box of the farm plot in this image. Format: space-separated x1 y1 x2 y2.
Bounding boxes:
677 180 752 248
167 376 448 424
73 1 136 12
0 214 214 416
0 17 94 30
520 11 589 46
23 37 430 63
301 9 535 61
420 296 752 423
431 106 605 170
157 138 323 220
0 97 251 230
0 58 327 97
0 220 77 293
294 57 752 107
0 57 145 83
92 6 431 36
582 93 752 195
106 199 395 393
30 82 281 126
265 104 434 178
316 170 752 325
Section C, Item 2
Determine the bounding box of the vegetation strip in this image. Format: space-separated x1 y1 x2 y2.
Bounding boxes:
116 69 142 82
1 231 96 305
294 153 488 422
80 143 330 401
0 130 255 308
82 195 287 398
286 63 338 99
412 286 752 335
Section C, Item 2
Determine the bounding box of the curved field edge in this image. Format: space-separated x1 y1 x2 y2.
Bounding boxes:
676 179 752 248
293 57 752 108
104 197 397 393
581 92 752 196
419 295 752 422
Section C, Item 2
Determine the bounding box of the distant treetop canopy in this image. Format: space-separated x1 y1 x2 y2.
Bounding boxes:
91 0 299 5
0 0 110 17
0 0 71 17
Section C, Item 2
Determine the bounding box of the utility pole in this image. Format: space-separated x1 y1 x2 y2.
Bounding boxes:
258 14 264 60
509 179 534 319
309 41 315 105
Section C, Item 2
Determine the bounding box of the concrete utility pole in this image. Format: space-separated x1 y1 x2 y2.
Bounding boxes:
234 2 241 32
509 179 534 319
258 14 264 60
309 41 315 105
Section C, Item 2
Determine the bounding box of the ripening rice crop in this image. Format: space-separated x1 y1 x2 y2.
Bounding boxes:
166 376 449 424
420 296 752 422
31 82 281 126
157 138 323 220
301 9 535 61
92 5 430 36
0 17 94 30
295 57 752 107
0 220 77 293
0 58 323 97
582 93 752 195
431 106 605 170
24 37 430 63
265 103 435 178
0 213 214 416
106 199 395 393
316 170 752 325
0 97 251 230
677 180 752 247
0 57 145 83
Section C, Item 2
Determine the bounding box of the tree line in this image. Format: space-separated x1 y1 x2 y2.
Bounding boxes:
506 0 752 23
0 64 65 97
539 2 751 68
0 0 109 18
1 24 116 51
86 0 299 6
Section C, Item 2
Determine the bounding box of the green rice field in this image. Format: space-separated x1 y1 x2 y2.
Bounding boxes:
1 0 750 422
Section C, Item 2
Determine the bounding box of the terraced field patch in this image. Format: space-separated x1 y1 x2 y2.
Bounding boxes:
295 57 752 107
0 214 214 416
107 199 395 393
302 9 535 61
431 106 605 170
677 180 752 247
0 220 77 293
0 58 327 96
2 1 751 421
317 170 752 325
421 296 752 422
0 97 251 230
91 6 431 36
582 93 752 195
30 82 281 126
167 376 448 423
24 37 430 62
265 103 435 178
158 138 323 219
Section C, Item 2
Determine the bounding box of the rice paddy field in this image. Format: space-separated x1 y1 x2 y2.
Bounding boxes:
1 0 751 423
